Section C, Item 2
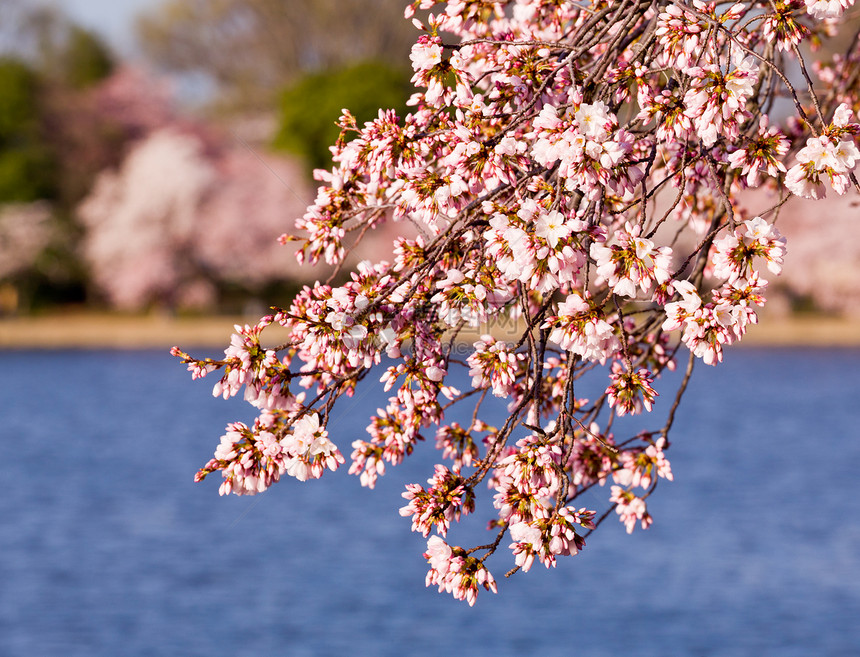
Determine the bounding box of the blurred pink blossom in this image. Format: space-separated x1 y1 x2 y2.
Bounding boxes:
78 126 314 310
0 202 54 280
775 195 860 316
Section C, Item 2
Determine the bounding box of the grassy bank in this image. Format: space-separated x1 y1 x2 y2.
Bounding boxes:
0 310 857 350
0 312 289 350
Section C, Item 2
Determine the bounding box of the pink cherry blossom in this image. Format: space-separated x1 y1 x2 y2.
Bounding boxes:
610 486 653 534
605 365 659 417
805 0 854 19
400 465 475 537
177 0 860 604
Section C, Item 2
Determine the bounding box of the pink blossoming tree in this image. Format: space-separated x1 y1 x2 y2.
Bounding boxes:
174 0 860 604
78 125 314 310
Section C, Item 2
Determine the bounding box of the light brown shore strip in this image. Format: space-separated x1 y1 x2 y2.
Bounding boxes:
0 313 290 351
0 312 857 350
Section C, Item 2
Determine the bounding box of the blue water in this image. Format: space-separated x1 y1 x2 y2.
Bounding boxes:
1 347 859 656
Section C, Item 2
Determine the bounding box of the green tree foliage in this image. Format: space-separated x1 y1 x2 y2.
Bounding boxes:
274 61 412 171
0 57 57 202
0 2 114 88
0 144 56 203
136 0 414 107
0 4 116 307
0 57 40 141
56 26 114 89
0 9 115 203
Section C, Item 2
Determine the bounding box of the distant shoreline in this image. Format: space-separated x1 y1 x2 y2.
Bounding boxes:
0 311 857 350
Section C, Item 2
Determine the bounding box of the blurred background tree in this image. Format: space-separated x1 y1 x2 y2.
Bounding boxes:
0 2 118 311
0 57 58 203
273 61 412 171
77 125 314 313
136 0 416 174
0 1 113 87
0 0 857 319
135 0 415 109
51 24 114 90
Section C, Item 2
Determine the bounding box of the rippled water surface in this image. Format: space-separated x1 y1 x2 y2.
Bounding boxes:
1 347 859 656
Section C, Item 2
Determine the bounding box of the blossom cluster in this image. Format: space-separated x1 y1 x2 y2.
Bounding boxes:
424 536 497 606
400 464 475 537
177 0 860 604
193 412 344 495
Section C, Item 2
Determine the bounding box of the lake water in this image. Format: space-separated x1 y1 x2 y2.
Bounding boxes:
1 347 859 656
